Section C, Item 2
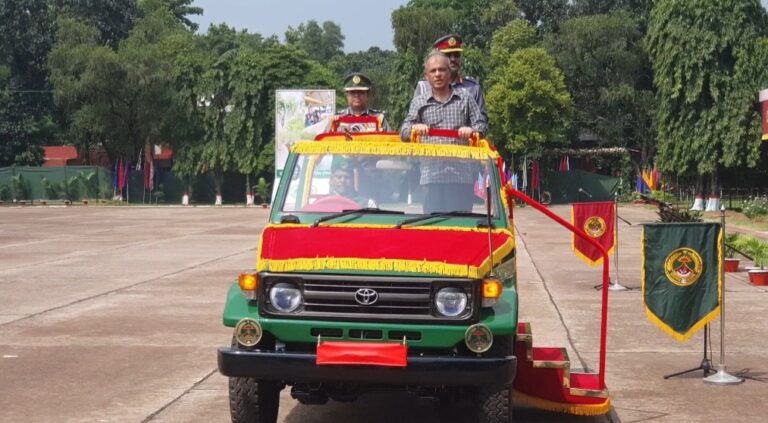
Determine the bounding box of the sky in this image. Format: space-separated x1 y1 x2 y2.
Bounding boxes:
190 0 410 53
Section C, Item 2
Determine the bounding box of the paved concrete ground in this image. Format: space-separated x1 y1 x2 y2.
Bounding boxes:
0 205 765 422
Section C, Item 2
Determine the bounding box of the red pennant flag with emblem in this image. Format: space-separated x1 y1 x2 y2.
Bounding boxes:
571 201 615 266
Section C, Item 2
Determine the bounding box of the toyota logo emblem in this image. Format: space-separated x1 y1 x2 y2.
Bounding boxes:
354 288 379 305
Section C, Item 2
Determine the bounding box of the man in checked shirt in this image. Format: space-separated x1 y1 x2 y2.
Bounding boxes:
400 50 488 214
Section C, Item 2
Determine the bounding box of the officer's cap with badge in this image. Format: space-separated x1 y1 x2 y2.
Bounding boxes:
344 72 372 92
434 34 463 54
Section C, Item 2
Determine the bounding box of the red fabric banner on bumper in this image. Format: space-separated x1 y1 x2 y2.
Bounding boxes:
316 341 407 367
571 201 615 266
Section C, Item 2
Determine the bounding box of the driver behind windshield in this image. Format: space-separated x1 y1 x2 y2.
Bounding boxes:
330 162 376 208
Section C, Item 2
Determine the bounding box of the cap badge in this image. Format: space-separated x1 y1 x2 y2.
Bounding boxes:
352 75 361 85
448 37 457 46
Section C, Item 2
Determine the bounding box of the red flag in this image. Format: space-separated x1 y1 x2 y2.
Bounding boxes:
117 158 125 191
144 141 154 190
531 161 540 191
571 201 615 266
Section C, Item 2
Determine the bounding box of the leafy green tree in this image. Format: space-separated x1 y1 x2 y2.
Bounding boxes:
285 20 345 62
517 0 569 34
404 0 518 50
0 0 57 166
48 5 196 163
392 6 457 59
143 0 202 31
647 0 768 186
53 0 139 47
490 19 537 70
548 12 655 170
487 48 572 157
570 0 651 19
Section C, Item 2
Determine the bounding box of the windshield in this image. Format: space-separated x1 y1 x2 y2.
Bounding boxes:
279 152 500 218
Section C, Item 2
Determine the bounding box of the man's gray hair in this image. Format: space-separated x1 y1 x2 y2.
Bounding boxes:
424 49 450 71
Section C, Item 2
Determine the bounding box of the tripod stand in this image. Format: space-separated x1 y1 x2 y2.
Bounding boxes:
663 324 713 379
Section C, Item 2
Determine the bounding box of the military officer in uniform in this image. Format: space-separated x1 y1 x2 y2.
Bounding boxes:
329 72 391 132
413 34 487 121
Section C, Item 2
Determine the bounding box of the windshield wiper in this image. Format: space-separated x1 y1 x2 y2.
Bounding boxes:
312 207 404 227
395 210 487 229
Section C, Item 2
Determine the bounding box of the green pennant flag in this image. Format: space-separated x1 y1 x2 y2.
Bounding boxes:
641 223 722 342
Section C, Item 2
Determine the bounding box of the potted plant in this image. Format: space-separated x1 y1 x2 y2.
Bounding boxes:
724 233 741 272
255 177 270 208
745 238 768 285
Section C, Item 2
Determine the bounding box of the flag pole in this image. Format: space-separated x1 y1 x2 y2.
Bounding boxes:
609 192 629 291
703 205 743 385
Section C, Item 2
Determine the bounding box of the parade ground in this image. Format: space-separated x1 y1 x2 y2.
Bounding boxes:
1 205 766 422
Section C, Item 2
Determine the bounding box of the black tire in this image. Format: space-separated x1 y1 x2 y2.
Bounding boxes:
228 337 280 423
476 386 513 423
476 335 514 423
229 376 280 423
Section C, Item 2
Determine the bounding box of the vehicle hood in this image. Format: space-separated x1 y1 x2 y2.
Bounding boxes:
256 225 514 278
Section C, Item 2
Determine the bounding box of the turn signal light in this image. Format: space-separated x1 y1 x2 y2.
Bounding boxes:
238 273 259 300
482 278 503 307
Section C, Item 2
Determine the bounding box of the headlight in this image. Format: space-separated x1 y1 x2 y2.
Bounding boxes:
434 287 468 317
268 282 302 312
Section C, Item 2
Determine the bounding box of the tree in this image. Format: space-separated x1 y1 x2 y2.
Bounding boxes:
490 19 537 70
392 6 457 59
570 0 652 19
285 20 345 62
647 0 768 188
48 5 196 164
0 0 57 166
486 48 572 157
145 0 202 31
548 12 655 171
517 0 569 34
404 0 519 50
53 0 139 48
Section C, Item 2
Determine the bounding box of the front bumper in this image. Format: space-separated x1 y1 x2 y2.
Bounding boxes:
218 348 516 387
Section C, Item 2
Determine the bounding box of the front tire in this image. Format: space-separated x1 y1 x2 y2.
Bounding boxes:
476 386 513 423
228 336 280 423
229 377 280 423
476 335 514 422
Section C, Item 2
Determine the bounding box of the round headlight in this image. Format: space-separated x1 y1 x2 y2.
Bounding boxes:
435 287 468 317
269 282 302 312
465 324 493 353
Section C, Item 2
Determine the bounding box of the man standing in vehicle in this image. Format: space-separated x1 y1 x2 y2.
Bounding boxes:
400 51 487 214
329 72 391 132
414 34 487 121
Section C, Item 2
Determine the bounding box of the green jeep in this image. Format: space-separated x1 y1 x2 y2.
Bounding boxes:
218 132 518 422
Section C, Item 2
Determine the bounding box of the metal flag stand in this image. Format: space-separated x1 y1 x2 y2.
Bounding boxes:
609 193 630 291
663 323 713 379
703 206 743 385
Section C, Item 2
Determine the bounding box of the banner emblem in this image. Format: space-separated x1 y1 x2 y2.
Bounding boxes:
584 216 607 238
664 248 703 287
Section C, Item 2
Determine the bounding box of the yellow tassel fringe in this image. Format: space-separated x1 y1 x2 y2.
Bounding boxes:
256 238 515 278
513 390 611 416
291 140 499 161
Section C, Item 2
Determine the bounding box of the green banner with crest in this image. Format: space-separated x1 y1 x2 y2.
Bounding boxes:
641 223 722 342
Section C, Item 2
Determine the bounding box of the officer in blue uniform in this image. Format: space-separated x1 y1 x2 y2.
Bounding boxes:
413 34 487 121
330 72 391 132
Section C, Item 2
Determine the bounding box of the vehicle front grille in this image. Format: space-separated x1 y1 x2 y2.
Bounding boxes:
260 273 477 322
